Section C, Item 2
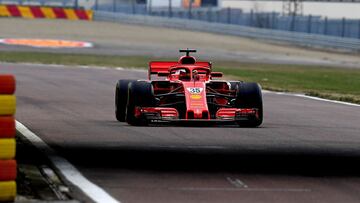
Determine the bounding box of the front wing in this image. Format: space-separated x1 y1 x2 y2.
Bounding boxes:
133 107 259 123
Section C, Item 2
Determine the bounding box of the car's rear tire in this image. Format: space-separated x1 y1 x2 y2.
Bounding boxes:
115 80 135 122
235 82 263 127
126 81 156 126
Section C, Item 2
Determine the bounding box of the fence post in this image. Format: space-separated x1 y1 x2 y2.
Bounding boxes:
290 14 296 31
227 7 231 24
131 0 135 14
94 0 98 10
237 9 241 25
74 0 78 9
210 8 213 22
271 12 276 29
341 17 346 37
324 17 328 35
148 0 152 15
250 9 253 26
113 0 116 12
307 14 312 33
358 20 360 39
188 0 193 19
168 0 172 18
239 10 243 25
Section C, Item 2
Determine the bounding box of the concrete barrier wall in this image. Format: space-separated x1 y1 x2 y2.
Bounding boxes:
0 75 17 202
0 0 77 7
94 11 360 53
0 4 92 20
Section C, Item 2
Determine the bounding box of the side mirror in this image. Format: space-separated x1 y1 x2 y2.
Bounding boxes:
158 71 169 77
211 72 223 78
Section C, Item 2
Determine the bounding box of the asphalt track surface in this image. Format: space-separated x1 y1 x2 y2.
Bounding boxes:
2 62 360 203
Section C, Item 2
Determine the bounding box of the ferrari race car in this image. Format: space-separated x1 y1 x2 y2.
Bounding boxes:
115 49 263 127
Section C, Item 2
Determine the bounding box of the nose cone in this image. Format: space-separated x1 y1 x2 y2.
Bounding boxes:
182 82 210 119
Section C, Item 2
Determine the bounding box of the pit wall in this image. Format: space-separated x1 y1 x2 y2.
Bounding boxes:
0 75 17 202
0 5 92 20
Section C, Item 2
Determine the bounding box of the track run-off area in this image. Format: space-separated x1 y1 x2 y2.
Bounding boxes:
1 18 360 68
1 62 360 203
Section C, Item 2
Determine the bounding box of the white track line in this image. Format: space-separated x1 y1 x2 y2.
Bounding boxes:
263 90 360 107
174 187 310 192
16 121 120 203
226 177 248 188
2 62 145 72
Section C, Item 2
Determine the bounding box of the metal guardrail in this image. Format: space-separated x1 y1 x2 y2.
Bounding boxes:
94 11 360 52
94 4 360 39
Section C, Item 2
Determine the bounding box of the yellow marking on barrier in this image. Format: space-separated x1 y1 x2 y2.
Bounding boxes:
0 181 16 202
40 7 56 19
0 95 16 116
0 5 11 17
86 10 93 20
64 8 78 20
18 6 34 18
0 139 16 159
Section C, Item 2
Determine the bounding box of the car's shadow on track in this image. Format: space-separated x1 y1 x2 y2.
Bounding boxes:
58 143 360 177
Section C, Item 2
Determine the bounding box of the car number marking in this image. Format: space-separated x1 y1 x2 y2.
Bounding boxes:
187 87 203 94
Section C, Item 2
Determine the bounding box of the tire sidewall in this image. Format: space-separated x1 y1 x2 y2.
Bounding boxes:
235 82 263 127
126 81 155 126
115 80 135 122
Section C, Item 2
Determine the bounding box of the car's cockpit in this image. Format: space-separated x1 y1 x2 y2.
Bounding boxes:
169 66 210 81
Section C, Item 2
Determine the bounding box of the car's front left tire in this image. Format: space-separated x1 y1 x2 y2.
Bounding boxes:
235 82 263 127
115 80 135 122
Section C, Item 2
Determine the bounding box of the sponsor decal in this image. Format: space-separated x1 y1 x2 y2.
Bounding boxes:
190 95 202 99
0 39 93 48
187 87 203 94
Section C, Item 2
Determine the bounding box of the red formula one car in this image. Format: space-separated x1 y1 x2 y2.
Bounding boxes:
115 49 263 127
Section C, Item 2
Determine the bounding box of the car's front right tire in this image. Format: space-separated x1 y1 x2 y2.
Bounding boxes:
126 81 156 126
115 80 135 122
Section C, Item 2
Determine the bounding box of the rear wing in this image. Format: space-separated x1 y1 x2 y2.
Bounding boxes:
148 61 211 79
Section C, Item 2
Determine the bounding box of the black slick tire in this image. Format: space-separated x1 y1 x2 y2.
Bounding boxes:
235 82 263 127
126 81 156 126
115 80 135 122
